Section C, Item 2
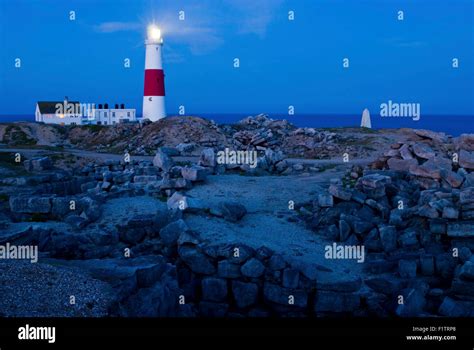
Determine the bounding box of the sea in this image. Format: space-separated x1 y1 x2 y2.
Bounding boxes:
1 113 473 136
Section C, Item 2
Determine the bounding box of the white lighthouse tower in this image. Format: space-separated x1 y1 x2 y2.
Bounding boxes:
142 25 166 121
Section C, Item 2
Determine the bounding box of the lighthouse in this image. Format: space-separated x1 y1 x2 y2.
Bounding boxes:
142 25 166 121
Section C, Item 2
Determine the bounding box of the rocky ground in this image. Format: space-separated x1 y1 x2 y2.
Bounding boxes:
0 114 403 159
0 115 473 317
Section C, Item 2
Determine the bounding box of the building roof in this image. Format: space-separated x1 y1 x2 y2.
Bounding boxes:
37 101 81 114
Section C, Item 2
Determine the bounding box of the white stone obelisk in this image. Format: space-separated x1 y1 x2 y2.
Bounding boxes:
361 108 372 128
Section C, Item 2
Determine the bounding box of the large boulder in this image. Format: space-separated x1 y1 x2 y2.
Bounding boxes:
178 246 216 274
264 149 284 166
387 158 417 172
199 148 216 168
409 162 441 180
328 184 352 201
9 196 52 214
153 149 174 172
412 143 435 159
413 129 447 143
379 225 397 252
459 261 474 280
217 260 241 279
399 259 417 278
399 144 414 160
438 297 474 317
159 219 189 246
181 165 207 182
440 169 464 188
460 188 474 206
459 149 474 169
364 276 404 295
395 287 426 317
24 157 53 172
317 193 334 207
456 134 474 151
210 201 247 222
356 174 391 198
167 192 206 212
201 277 228 302
232 281 258 308
120 261 191 317
241 258 265 278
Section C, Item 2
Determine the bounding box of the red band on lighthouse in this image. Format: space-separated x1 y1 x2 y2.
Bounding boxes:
144 69 165 96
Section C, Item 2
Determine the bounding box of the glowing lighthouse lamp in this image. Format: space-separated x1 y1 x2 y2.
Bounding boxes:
142 24 166 121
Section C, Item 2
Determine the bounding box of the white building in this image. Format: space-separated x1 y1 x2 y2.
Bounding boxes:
84 103 137 125
36 98 136 125
35 99 83 125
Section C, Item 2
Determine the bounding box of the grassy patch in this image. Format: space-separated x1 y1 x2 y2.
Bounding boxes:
4 126 37 146
339 136 375 146
319 127 380 134
342 176 357 188
50 125 67 135
106 145 127 155
8 144 65 152
81 124 106 133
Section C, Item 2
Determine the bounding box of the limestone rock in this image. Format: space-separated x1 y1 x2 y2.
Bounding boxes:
387 158 417 172
178 246 216 274
153 149 173 171
201 277 228 302
232 281 258 308
210 201 247 222
459 149 474 169
24 157 52 172
199 148 216 168
241 258 265 278
412 143 435 159
181 165 207 182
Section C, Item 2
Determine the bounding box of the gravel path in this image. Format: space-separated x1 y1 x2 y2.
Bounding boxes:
0 147 376 168
0 260 115 317
185 173 364 280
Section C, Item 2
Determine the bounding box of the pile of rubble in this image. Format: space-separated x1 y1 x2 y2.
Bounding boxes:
306 130 474 316
225 114 340 159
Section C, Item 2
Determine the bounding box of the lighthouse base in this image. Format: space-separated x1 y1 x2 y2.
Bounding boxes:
142 96 166 122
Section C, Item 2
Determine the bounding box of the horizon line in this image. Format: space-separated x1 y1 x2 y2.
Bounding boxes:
1 113 474 117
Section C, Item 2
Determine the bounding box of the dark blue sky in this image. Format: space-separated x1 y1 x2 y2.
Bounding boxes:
1 0 473 116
